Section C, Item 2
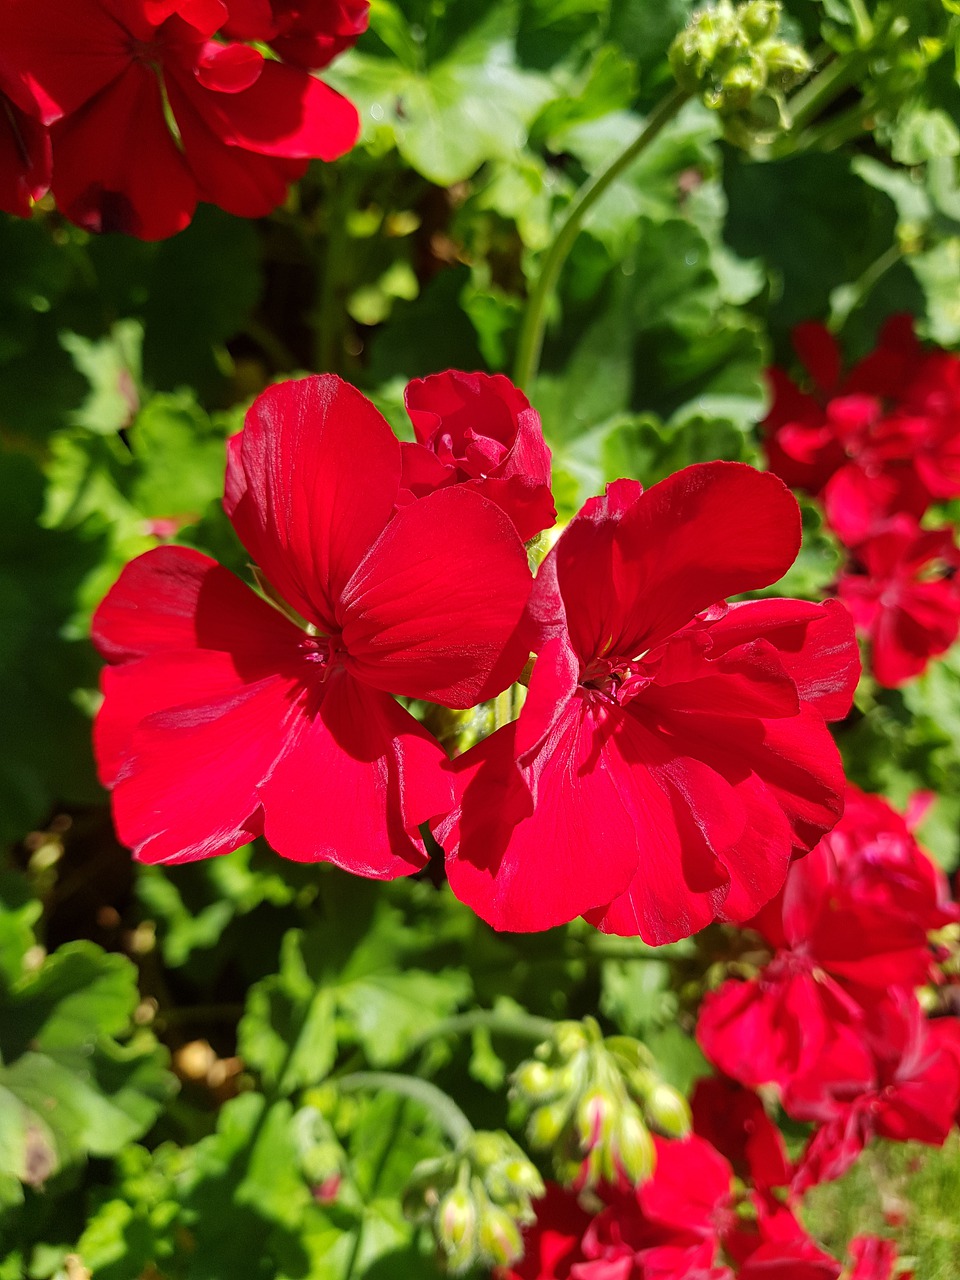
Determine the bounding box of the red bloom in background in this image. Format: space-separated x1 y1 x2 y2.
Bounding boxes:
0 71 50 217
691 1078 791 1192
0 0 359 239
92 374 533 870
762 316 960 544
836 515 960 687
787 994 960 1193
223 0 370 68
440 464 858 945
697 785 955 1093
399 372 556 544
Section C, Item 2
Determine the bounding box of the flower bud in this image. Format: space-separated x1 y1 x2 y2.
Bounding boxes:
576 1089 614 1151
437 1185 478 1274
741 0 779 40
644 1082 692 1138
477 1204 524 1268
528 1099 570 1148
512 1059 558 1102
615 1108 657 1184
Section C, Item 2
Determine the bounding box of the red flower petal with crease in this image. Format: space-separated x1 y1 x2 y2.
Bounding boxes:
340 486 533 708
225 375 402 629
259 671 451 877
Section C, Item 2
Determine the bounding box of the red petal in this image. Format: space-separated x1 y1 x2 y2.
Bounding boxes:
793 323 841 394
177 57 359 160
705 598 859 721
111 667 303 864
259 672 450 877
169 74 306 217
0 93 50 215
225 376 402 630
92 545 302 664
554 463 801 663
340 486 533 708
51 66 196 239
194 41 264 93
442 704 641 932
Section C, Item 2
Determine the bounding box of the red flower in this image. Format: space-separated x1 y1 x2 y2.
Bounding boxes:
762 316 960 544
787 994 960 1192
0 0 359 239
222 0 369 69
399 372 556 544
92 374 533 869
690 1078 792 1191
836 515 960 687
0 72 51 217
697 785 954 1092
439 464 858 944
728 1203 841 1280
845 1237 905 1280
502 1138 737 1280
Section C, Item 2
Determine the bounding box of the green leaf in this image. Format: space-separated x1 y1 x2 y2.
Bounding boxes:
0 942 172 1191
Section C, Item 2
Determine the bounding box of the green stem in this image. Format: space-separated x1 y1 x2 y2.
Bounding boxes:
847 0 873 43
336 1072 475 1146
830 241 903 332
512 84 690 392
493 687 514 731
784 52 865 136
410 1008 556 1052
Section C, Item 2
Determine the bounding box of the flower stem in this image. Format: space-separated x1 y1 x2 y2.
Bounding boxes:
512 84 690 392
336 1071 475 1146
410 1008 556 1052
782 52 865 137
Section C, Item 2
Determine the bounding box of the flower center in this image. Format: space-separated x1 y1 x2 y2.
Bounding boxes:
580 654 655 707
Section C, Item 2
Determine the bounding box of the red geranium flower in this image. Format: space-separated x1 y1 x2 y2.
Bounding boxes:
697 785 955 1093
222 0 369 69
690 1078 792 1192
92 374 533 870
0 0 359 238
762 316 960 545
835 514 960 687
399 371 556 544
787 993 960 1193
439 464 859 945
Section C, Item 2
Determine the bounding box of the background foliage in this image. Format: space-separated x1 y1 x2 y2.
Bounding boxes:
3 0 960 1276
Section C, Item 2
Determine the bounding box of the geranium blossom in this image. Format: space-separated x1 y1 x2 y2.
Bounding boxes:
836 515 960 687
0 0 359 238
787 993 960 1193
697 785 955 1092
440 463 859 945
92 374 533 870
762 316 960 545
399 371 556 543
222 0 369 69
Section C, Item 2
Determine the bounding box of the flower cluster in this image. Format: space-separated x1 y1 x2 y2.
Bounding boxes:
92 371 860 945
0 0 365 237
498 1131 905 1280
763 316 960 685
697 784 960 1193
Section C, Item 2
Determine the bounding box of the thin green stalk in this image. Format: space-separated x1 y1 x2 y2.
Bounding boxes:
784 52 865 136
830 242 903 332
408 1008 556 1054
493 687 514 731
847 0 874 43
336 1072 475 1146
513 85 690 392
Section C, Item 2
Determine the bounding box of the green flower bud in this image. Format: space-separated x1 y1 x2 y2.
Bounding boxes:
528 1098 570 1148
615 1107 657 1185
575 1088 614 1152
741 0 779 40
512 1059 558 1102
644 1083 692 1139
437 1186 478 1274
478 1204 525 1268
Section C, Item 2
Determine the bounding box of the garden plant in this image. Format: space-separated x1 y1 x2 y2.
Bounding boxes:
3 0 960 1277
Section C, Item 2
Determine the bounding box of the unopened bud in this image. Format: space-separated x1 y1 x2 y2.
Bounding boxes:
576 1089 613 1152
615 1108 656 1185
478 1204 524 1268
528 1099 570 1148
741 0 779 40
644 1083 692 1139
512 1059 557 1101
437 1186 478 1274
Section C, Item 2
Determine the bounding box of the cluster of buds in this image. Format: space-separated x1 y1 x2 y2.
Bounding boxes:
511 1018 691 1188
669 1 811 145
404 1130 545 1274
